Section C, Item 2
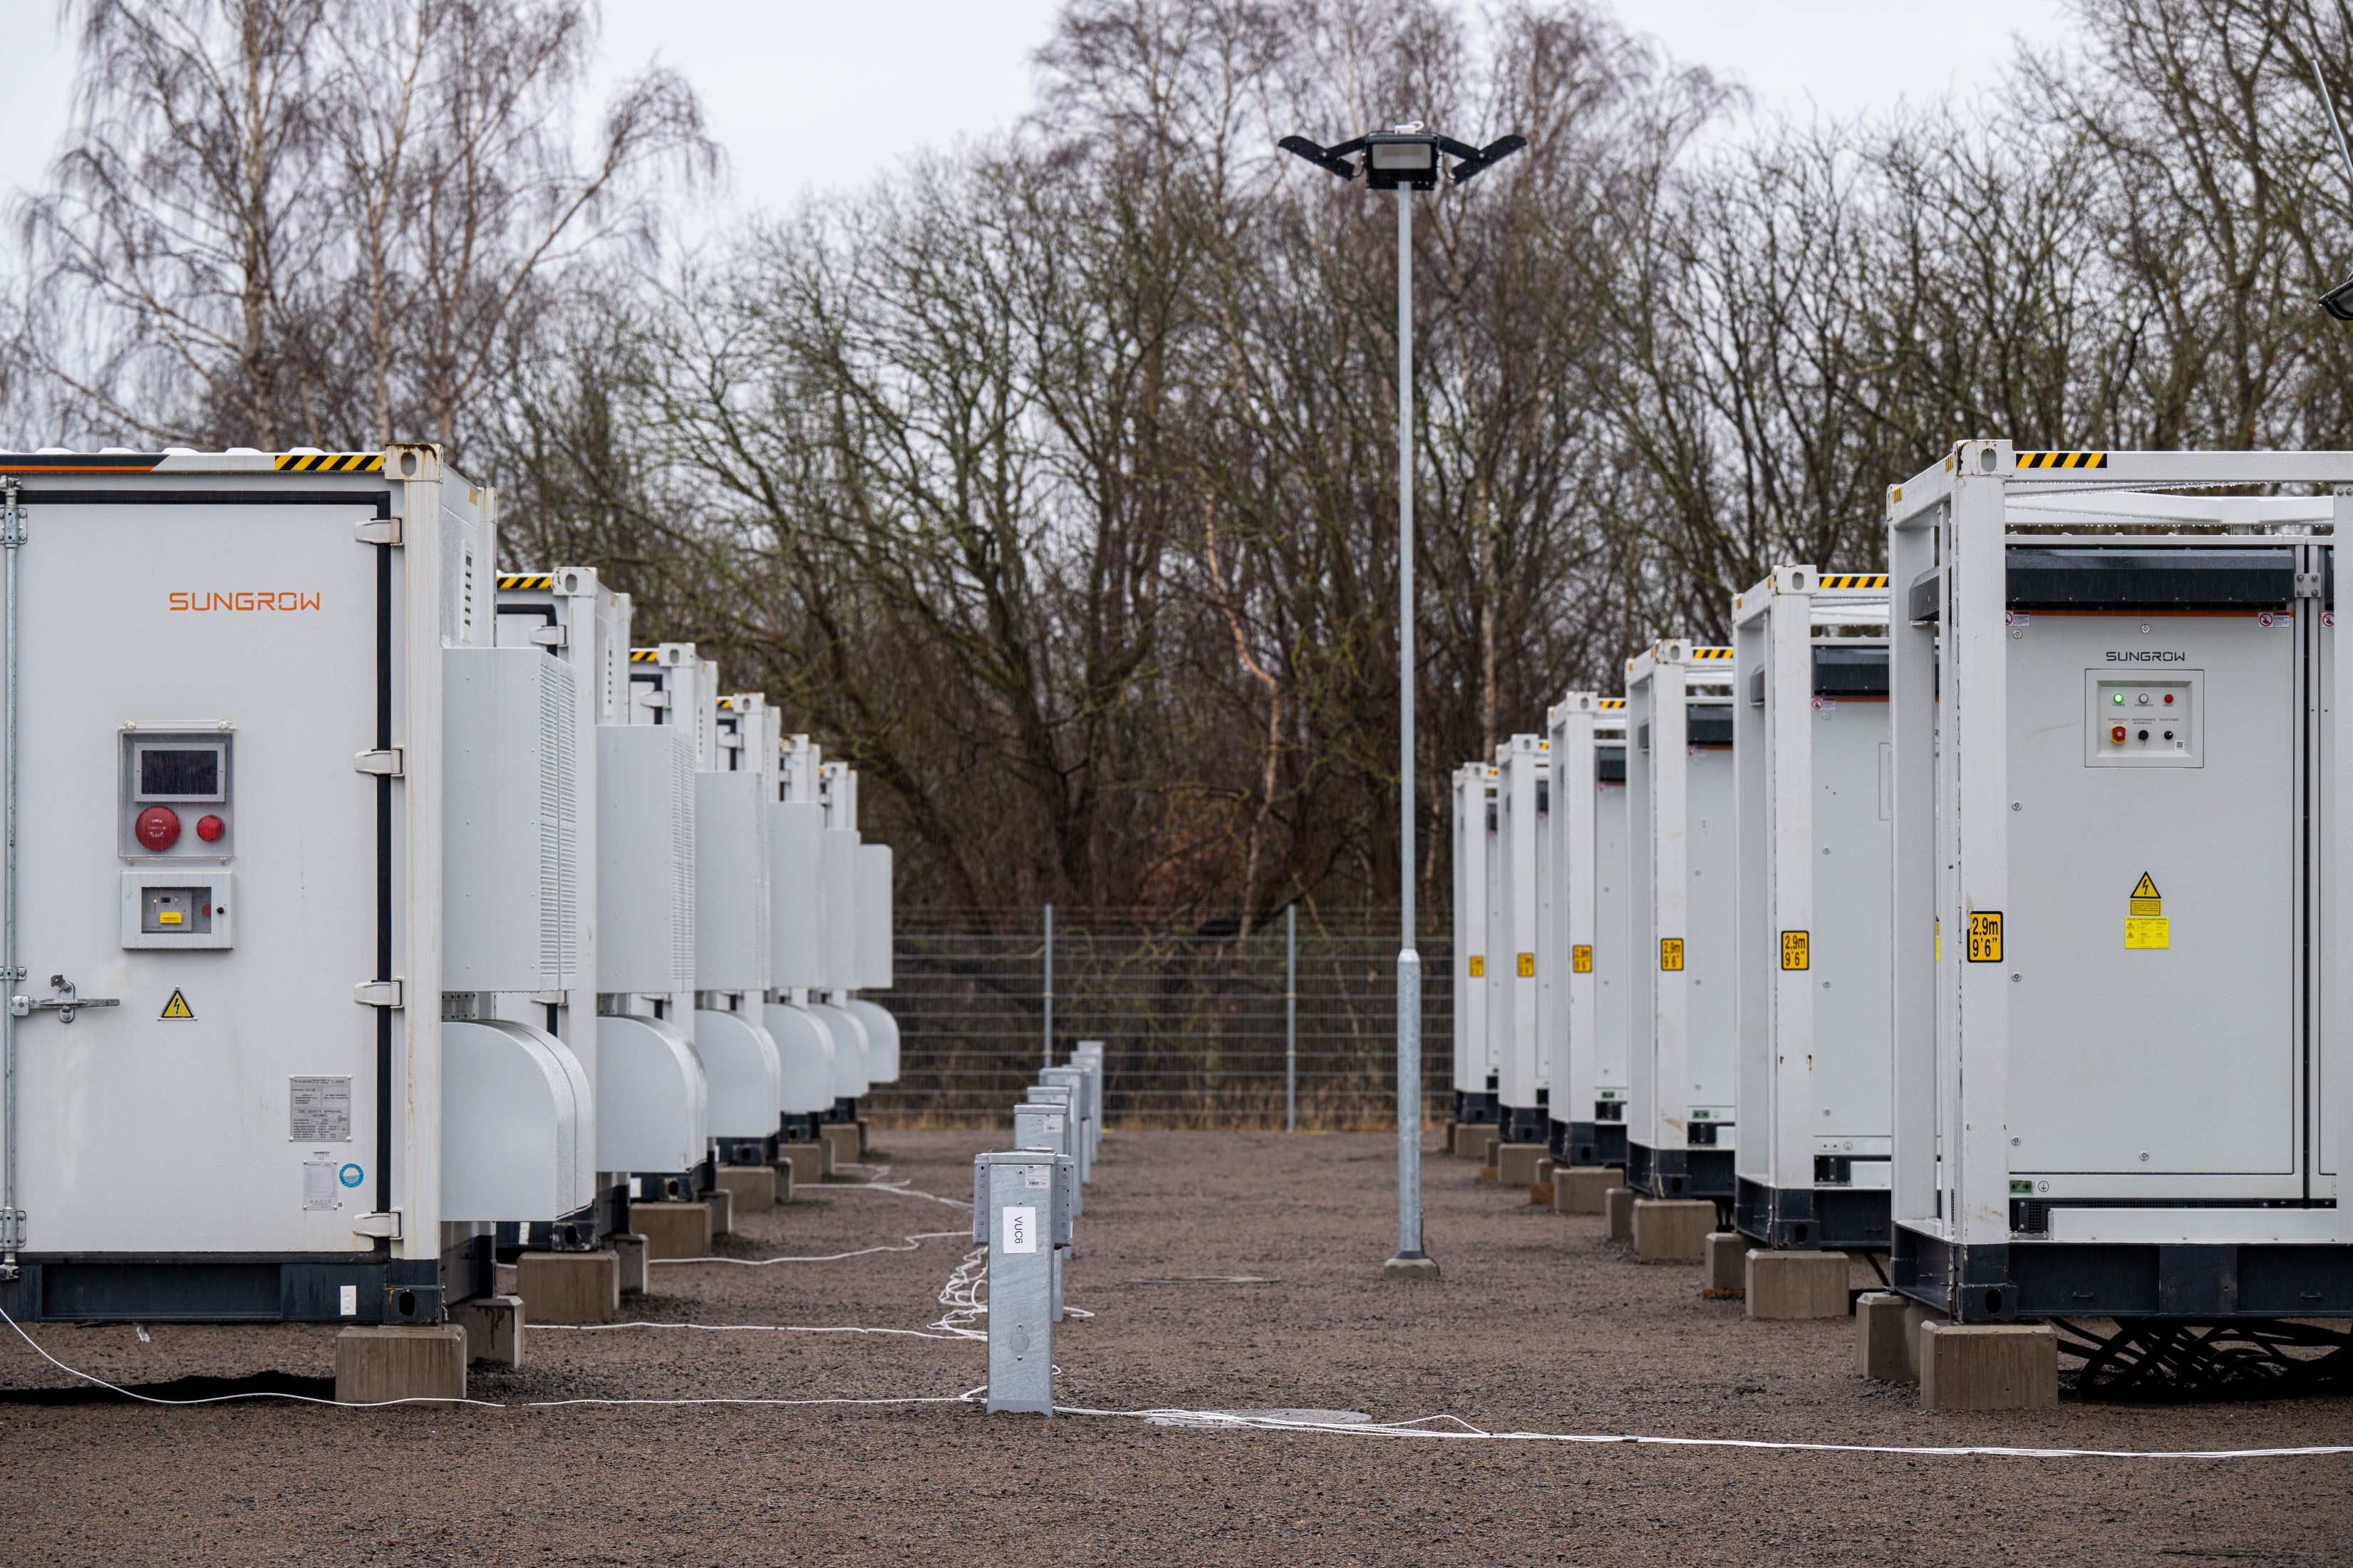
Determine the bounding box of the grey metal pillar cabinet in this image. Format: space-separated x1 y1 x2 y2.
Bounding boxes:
1277 123 1523 1278
975 1148 1064 1414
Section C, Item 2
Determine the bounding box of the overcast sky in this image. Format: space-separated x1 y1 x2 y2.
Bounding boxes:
0 0 2079 216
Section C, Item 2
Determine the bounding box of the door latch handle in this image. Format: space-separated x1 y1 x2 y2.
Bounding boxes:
12 975 121 1022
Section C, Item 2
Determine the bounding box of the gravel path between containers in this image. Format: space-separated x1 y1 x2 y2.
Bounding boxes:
4 1129 2349 1565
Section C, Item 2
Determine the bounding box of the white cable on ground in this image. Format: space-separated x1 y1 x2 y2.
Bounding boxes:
0 1305 974 1413
650 1230 972 1268
536 1320 973 1342
17 1304 2347 1456
810 1177 971 1210
1050 1403 2353 1461
929 1246 990 1341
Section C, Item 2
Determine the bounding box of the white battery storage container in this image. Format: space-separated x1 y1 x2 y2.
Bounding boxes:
0 446 588 1326
693 682 784 1167
604 644 711 1200
1888 445 2353 1328
1547 695 1631 1168
1449 762 1497 1124
493 570 701 1234
1729 570 1893 1252
1490 734 1548 1146
765 732 839 1138
1625 642 1739 1201
807 760 870 1113
846 841 900 1086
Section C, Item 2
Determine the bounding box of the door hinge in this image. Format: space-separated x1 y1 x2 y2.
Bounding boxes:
354 517 402 546
353 979 404 1008
354 748 404 777
0 1208 24 1249
351 1210 403 1240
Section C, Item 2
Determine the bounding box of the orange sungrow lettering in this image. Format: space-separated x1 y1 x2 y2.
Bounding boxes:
168 591 324 612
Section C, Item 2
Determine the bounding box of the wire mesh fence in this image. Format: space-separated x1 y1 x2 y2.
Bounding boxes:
865 907 1453 1129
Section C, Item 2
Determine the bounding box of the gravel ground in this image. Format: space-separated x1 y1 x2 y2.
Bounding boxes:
4 1128 2349 1566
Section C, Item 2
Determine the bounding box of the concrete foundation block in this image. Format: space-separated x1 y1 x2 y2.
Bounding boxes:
610 1233 648 1297
450 1294 523 1367
1604 1185 1635 1242
335 1326 467 1405
631 1201 712 1261
777 1142 825 1188
1856 1292 1918 1381
1534 1157 1556 1185
770 1160 795 1205
1702 1232 1747 1298
1631 1198 1715 1262
1450 1122 1489 1160
854 1118 871 1157
819 1123 861 1175
1442 1119 1459 1154
1495 1143 1547 1187
706 1186 735 1237
1919 1322 2059 1411
1745 1250 1850 1320
1554 1167 1617 1215
494 1262 517 1297
515 1250 619 1326
715 1163 777 1209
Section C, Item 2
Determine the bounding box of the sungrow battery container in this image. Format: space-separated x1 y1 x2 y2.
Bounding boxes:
1888 442 2353 1323
1730 568 1893 1251
1625 641 1738 1200
1449 762 1497 1123
1548 695 1630 1167
0 446 591 1324
1490 733 1548 1145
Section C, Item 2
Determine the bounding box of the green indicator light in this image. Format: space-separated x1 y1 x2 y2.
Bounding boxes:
2112 692 2124 704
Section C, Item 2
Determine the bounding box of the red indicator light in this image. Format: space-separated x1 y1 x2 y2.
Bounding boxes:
2163 692 2175 705
195 814 225 843
2110 725 2127 744
135 805 181 851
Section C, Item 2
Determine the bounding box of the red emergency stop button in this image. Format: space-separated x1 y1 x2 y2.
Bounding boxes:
195 814 225 843
135 805 181 851
2110 725 2127 744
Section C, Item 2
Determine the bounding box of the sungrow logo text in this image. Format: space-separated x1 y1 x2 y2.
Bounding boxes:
168 591 322 612
2105 650 2186 663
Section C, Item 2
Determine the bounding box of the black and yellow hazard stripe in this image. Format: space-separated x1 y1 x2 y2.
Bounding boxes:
274 452 384 472
1690 646 1735 660
1597 697 1626 709
1817 573 1888 589
2015 450 2107 470
629 649 659 663
497 573 554 591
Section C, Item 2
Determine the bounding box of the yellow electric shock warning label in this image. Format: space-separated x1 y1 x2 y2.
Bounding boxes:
2126 872 2168 950
1572 945 1593 973
159 989 195 1019
1966 912 2003 962
1516 952 1534 977
1468 955 1484 977
1781 930 1810 971
1660 938 1685 972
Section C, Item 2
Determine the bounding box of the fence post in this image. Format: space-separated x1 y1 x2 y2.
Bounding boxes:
1285 904 1298 1132
1042 901 1055 1068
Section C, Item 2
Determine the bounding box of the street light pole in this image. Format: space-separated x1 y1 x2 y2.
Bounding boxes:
1390 181 1427 1274
1277 123 1524 1280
